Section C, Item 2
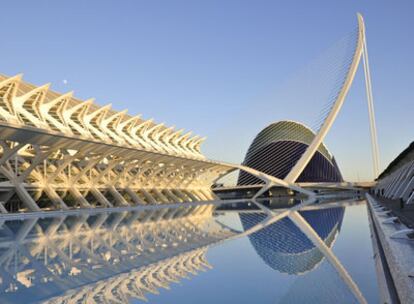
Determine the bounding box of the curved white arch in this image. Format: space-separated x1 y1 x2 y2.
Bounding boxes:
285 14 366 183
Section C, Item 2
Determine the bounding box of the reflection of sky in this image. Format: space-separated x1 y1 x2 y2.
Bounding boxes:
149 204 379 304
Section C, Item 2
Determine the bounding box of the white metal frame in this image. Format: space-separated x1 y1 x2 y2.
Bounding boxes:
285 13 380 182
0 74 234 212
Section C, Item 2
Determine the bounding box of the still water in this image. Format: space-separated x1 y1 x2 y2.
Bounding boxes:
0 198 379 303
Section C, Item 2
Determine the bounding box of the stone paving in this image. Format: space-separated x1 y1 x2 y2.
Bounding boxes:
366 194 414 304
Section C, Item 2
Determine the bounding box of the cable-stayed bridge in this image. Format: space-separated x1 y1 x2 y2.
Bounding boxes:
214 13 380 201
0 10 397 304
0 13 379 214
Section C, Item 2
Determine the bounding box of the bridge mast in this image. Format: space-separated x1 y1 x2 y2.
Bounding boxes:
361 16 381 178
284 13 381 183
284 14 365 183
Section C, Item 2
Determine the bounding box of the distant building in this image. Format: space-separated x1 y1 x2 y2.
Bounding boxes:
238 121 343 185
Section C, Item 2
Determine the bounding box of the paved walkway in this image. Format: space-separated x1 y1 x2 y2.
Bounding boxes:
366 194 414 304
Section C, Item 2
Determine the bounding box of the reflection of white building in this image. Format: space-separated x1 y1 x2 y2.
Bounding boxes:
0 74 232 213
0 207 236 303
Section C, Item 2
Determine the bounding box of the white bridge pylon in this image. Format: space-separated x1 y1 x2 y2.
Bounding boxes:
222 13 380 197
285 13 380 183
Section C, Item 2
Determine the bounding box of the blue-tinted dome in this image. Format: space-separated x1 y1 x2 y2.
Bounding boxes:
238 121 343 184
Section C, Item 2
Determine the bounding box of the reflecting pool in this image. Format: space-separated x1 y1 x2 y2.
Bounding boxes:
0 198 379 303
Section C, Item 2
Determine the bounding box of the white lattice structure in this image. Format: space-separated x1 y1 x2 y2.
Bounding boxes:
374 160 414 204
285 13 379 183
0 74 234 213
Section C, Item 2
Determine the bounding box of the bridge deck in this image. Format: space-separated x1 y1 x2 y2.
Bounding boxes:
213 181 376 193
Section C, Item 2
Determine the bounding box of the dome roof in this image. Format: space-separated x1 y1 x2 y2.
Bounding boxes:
245 120 333 164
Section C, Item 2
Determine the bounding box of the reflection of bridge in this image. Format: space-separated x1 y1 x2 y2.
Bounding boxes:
240 207 345 275
0 196 371 303
0 207 236 303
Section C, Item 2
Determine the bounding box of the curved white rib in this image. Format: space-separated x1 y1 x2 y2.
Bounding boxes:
285 14 365 183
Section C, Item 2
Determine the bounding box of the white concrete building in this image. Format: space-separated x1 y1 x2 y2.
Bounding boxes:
0 74 232 212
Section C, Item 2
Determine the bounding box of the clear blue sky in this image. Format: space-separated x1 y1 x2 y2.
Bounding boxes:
1 1 412 181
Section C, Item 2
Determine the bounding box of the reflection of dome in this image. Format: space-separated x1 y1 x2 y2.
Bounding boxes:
240 207 344 275
238 121 343 185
